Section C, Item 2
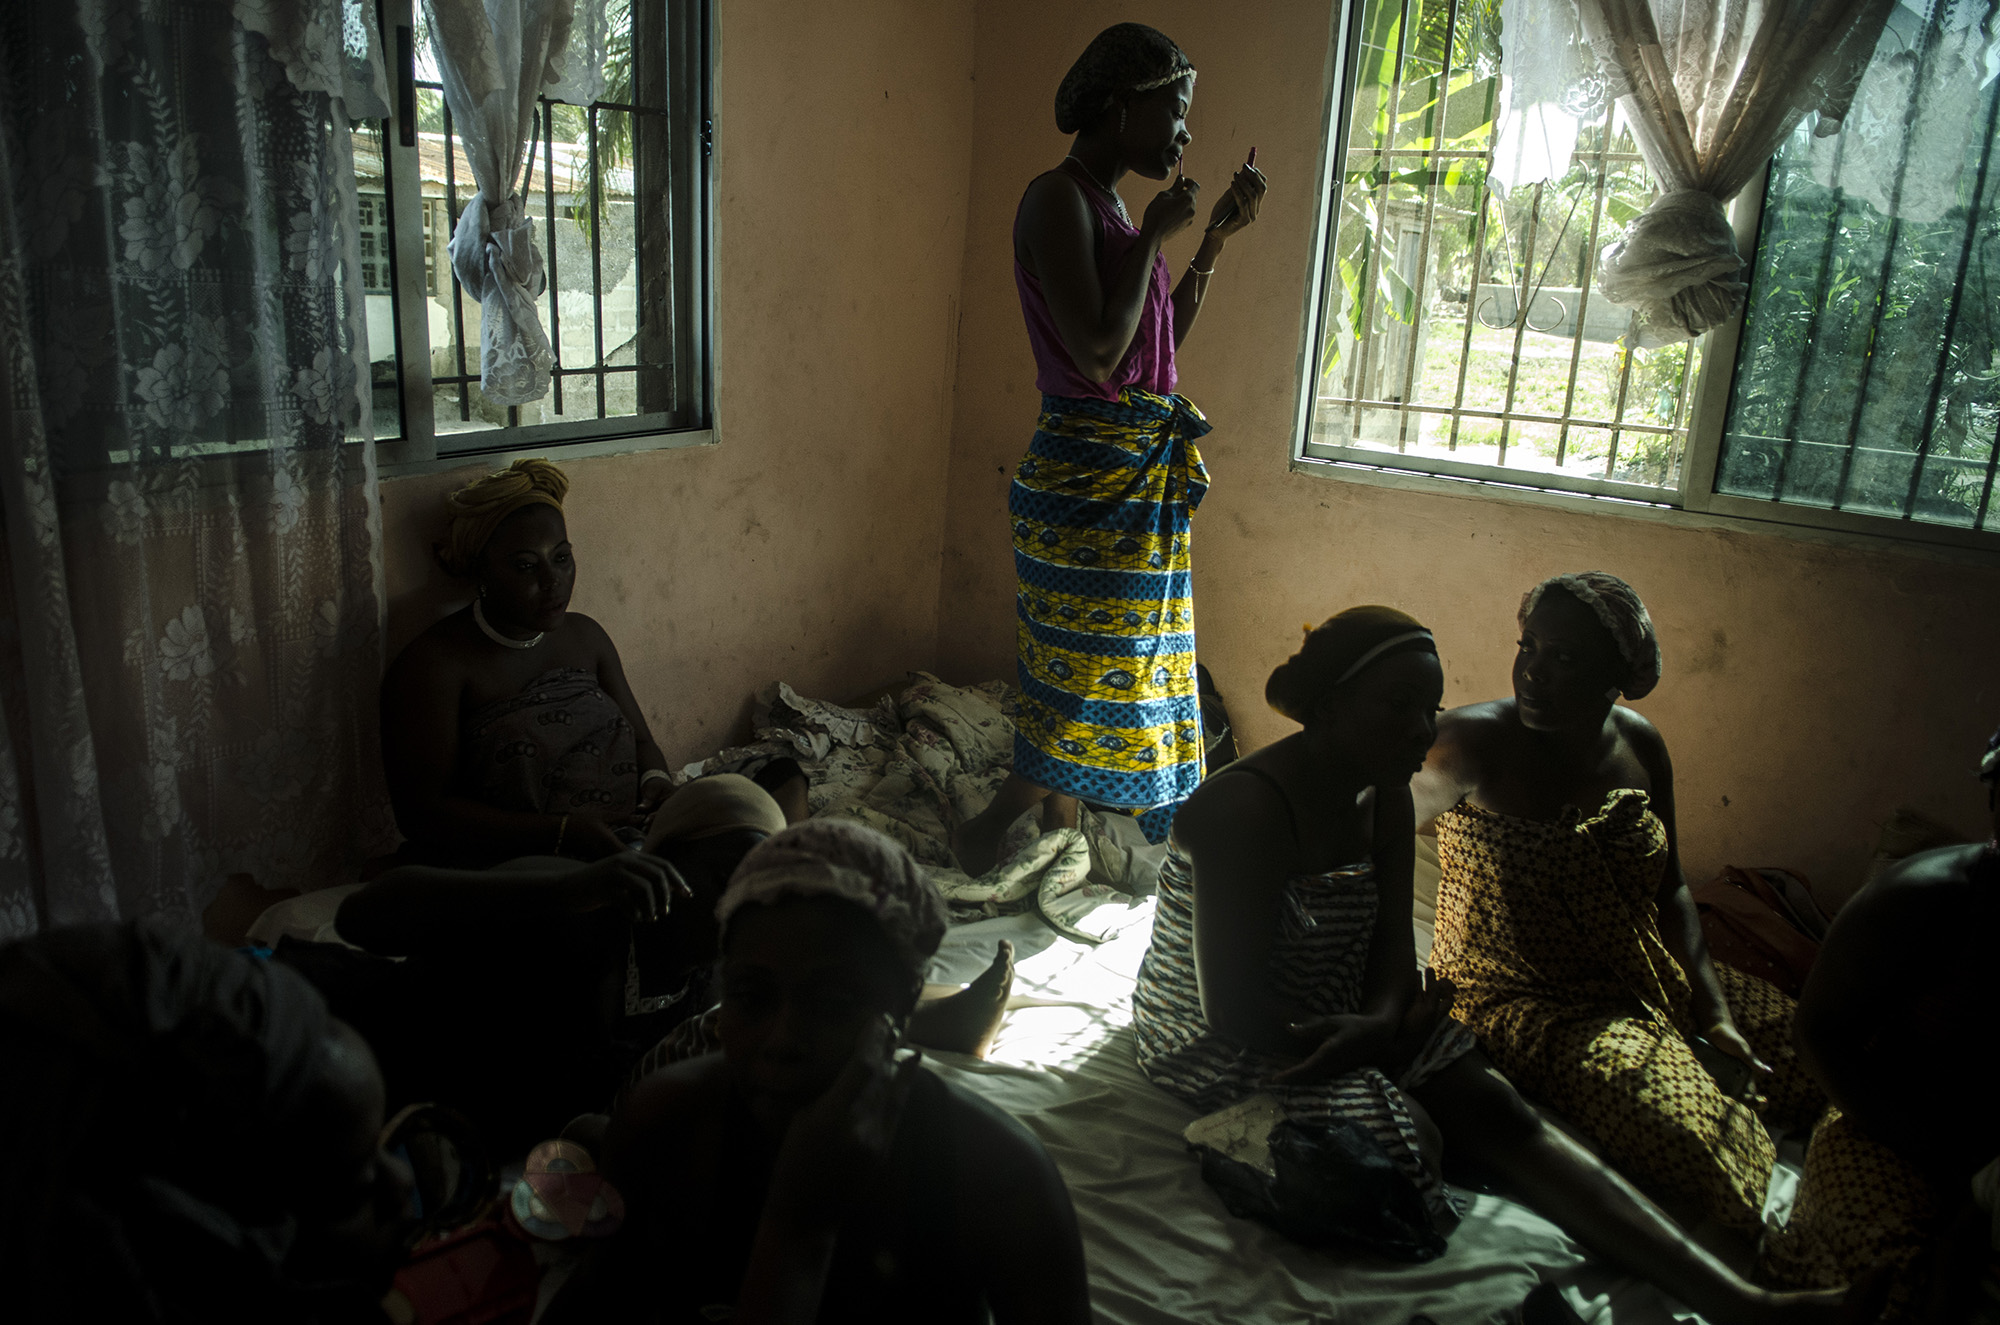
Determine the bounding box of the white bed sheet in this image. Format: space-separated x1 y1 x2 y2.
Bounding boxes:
923 904 1748 1325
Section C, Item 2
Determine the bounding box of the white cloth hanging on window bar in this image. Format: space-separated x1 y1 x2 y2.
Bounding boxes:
422 0 597 405
1493 0 1896 346
545 0 613 106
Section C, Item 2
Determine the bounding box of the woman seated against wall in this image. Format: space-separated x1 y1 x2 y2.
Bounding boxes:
549 820 1092 1325
379 457 806 870
1411 572 1824 1241
1131 607 1856 1324
1765 724 2000 1320
1 920 412 1325
348 462 1010 1146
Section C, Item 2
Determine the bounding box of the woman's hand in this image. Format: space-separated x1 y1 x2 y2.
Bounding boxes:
636 773 675 817
566 813 633 861
1141 174 1201 243
570 850 691 922
1268 1011 1396 1084
1207 161 1268 238
1702 1017 1775 1104
766 1015 923 1232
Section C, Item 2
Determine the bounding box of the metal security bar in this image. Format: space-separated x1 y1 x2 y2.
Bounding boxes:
417 87 674 433
1711 19 2000 537
1301 0 1699 498
363 0 712 466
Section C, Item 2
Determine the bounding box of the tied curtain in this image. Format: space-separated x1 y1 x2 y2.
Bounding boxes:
0 0 393 936
422 0 594 407
1494 0 1897 344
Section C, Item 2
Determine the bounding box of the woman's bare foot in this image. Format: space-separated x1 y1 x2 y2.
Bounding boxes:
1754 1262 1892 1325
908 941 1015 1058
950 817 1011 879
773 774 810 825
952 773 1059 877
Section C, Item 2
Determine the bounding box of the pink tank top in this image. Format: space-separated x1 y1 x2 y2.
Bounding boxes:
1013 170 1177 402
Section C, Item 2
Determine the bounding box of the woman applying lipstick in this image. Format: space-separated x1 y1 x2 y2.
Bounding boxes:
953 23 1269 876
1412 572 1825 1244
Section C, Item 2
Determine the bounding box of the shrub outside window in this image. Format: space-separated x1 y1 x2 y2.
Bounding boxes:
1295 0 2000 550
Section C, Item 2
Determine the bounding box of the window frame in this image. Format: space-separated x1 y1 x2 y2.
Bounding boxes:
1290 0 2000 557
369 0 716 475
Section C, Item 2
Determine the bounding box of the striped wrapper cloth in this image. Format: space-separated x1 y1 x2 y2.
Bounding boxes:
1008 388 1212 840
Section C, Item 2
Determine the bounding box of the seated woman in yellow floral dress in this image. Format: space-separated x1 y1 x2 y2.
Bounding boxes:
1765 723 2000 1319
1412 572 1823 1237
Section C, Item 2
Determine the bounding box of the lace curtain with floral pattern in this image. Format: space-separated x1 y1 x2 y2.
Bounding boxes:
1493 0 1898 344
0 0 394 936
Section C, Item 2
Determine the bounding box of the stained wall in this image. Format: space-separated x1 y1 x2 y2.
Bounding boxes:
379 0 976 768
936 0 2000 900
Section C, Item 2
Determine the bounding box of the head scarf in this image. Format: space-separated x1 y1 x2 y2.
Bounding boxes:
440 457 569 576
1266 605 1438 723
717 819 948 979
1519 571 1662 700
0 920 335 1321
647 774 788 845
1054 23 1196 135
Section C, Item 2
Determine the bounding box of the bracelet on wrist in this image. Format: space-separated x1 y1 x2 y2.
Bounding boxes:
640 768 672 788
1189 260 1214 276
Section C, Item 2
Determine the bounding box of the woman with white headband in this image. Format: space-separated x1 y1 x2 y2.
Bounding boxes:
1135 605 1859 1322
551 820 1089 1325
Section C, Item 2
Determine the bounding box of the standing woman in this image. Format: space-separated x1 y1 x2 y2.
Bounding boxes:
954 23 1268 876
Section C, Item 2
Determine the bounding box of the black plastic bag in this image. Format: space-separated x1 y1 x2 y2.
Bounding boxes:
1194 1116 1448 1261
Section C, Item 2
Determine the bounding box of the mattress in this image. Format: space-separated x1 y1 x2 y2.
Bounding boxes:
923 904 1773 1325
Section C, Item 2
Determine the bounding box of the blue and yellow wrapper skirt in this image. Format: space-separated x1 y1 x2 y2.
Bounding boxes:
1009 388 1212 841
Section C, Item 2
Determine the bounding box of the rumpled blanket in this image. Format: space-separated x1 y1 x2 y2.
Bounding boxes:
677 673 1165 941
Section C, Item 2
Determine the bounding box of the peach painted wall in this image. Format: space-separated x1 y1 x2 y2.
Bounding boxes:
379 0 975 768
936 0 2000 903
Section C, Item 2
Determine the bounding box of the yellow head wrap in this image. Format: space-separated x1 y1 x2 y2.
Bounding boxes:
440 458 570 576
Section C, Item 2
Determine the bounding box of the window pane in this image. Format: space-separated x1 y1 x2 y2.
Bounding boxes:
1717 8 2000 530
401 0 682 446
352 123 403 441
1306 0 1690 493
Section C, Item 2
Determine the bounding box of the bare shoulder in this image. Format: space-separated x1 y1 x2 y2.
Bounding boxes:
943 1076 1070 1219
1840 844 1984 930
1432 700 1511 765
1015 170 1094 251
620 1052 727 1121
1805 844 1984 1018
1174 761 1290 850
1612 706 1670 773
1019 168 1089 215
560 611 624 662
603 1053 729 1179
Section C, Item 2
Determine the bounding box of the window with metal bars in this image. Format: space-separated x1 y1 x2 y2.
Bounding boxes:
359 0 711 466
1299 0 1702 502
1295 0 2000 549
1709 1 2000 538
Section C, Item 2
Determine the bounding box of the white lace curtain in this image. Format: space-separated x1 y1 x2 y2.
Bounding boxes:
422 0 605 406
0 0 394 936
1796 0 2000 224
1494 0 1897 344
